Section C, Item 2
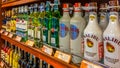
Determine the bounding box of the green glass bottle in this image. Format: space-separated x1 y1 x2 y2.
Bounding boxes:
43 1 51 45
50 0 61 47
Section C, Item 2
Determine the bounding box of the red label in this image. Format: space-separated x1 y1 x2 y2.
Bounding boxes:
98 42 104 59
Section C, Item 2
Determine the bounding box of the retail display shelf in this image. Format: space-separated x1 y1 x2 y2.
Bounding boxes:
1 34 79 68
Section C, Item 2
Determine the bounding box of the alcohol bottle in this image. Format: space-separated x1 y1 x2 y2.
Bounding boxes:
43 1 51 45
33 3 41 47
70 3 86 63
28 4 35 41
32 56 37 68
59 3 70 52
15 47 20 68
6 43 11 64
26 53 32 68
50 0 61 47
103 1 120 68
21 51 27 68
9 45 14 67
84 2 103 62
99 3 108 31
18 49 24 68
84 3 89 25
13 46 17 68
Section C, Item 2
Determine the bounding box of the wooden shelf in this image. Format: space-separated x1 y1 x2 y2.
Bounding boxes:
1 34 79 68
2 0 39 8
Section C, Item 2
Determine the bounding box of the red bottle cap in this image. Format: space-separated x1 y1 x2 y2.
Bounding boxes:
63 3 68 8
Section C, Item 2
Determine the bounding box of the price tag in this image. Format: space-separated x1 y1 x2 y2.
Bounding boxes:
0 29 4 34
54 50 71 63
80 60 103 68
42 45 53 55
4 31 8 36
15 36 22 42
0 62 4 67
25 40 34 47
8 33 13 38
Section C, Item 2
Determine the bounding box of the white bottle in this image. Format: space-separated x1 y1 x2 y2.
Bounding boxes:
103 1 120 68
70 3 86 63
99 3 108 31
59 4 70 52
84 2 103 61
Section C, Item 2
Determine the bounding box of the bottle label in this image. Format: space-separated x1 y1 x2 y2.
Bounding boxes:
43 35 46 42
104 36 120 67
84 34 103 61
37 30 41 39
60 23 68 37
70 25 79 40
51 37 56 44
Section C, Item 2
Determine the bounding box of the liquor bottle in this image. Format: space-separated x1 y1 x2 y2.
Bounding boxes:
99 3 108 31
59 3 70 52
32 56 37 68
9 45 14 67
28 4 35 41
18 49 24 68
103 1 120 68
43 1 51 45
13 46 17 68
33 3 41 48
6 43 11 64
84 3 89 25
50 0 61 47
70 3 86 63
84 2 103 62
26 53 32 68
14 47 20 68
21 51 27 68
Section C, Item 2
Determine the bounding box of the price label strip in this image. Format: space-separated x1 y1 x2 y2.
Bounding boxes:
54 50 71 63
3 31 8 36
25 40 34 47
42 45 53 56
80 60 103 68
15 36 22 42
8 33 13 38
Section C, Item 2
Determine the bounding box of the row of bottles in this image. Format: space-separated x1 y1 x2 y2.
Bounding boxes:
2 0 120 68
1 41 54 68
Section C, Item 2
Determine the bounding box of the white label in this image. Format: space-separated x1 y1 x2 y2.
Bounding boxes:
42 46 53 55
54 51 71 63
28 29 31 36
31 30 34 38
51 37 55 44
43 35 46 41
37 31 41 39
104 37 120 68
84 34 103 61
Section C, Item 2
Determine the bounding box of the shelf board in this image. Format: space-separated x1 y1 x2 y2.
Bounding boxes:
2 0 39 8
1 34 79 68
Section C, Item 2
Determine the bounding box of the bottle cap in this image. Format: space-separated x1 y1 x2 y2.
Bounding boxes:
85 3 89 12
108 0 119 11
63 3 69 8
89 2 97 11
74 3 81 12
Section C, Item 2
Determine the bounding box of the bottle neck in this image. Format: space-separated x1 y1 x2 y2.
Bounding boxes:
63 11 69 17
74 11 82 17
89 12 98 23
109 12 119 24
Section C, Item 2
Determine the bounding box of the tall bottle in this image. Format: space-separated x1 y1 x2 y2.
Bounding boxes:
28 4 35 41
84 3 89 26
43 1 51 45
50 0 61 47
70 3 86 63
59 3 70 52
103 1 120 68
84 2 103 62
99 3 108 31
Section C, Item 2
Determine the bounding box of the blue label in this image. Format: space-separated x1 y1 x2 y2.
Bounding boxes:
70 25 79 40
60 23 68 37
